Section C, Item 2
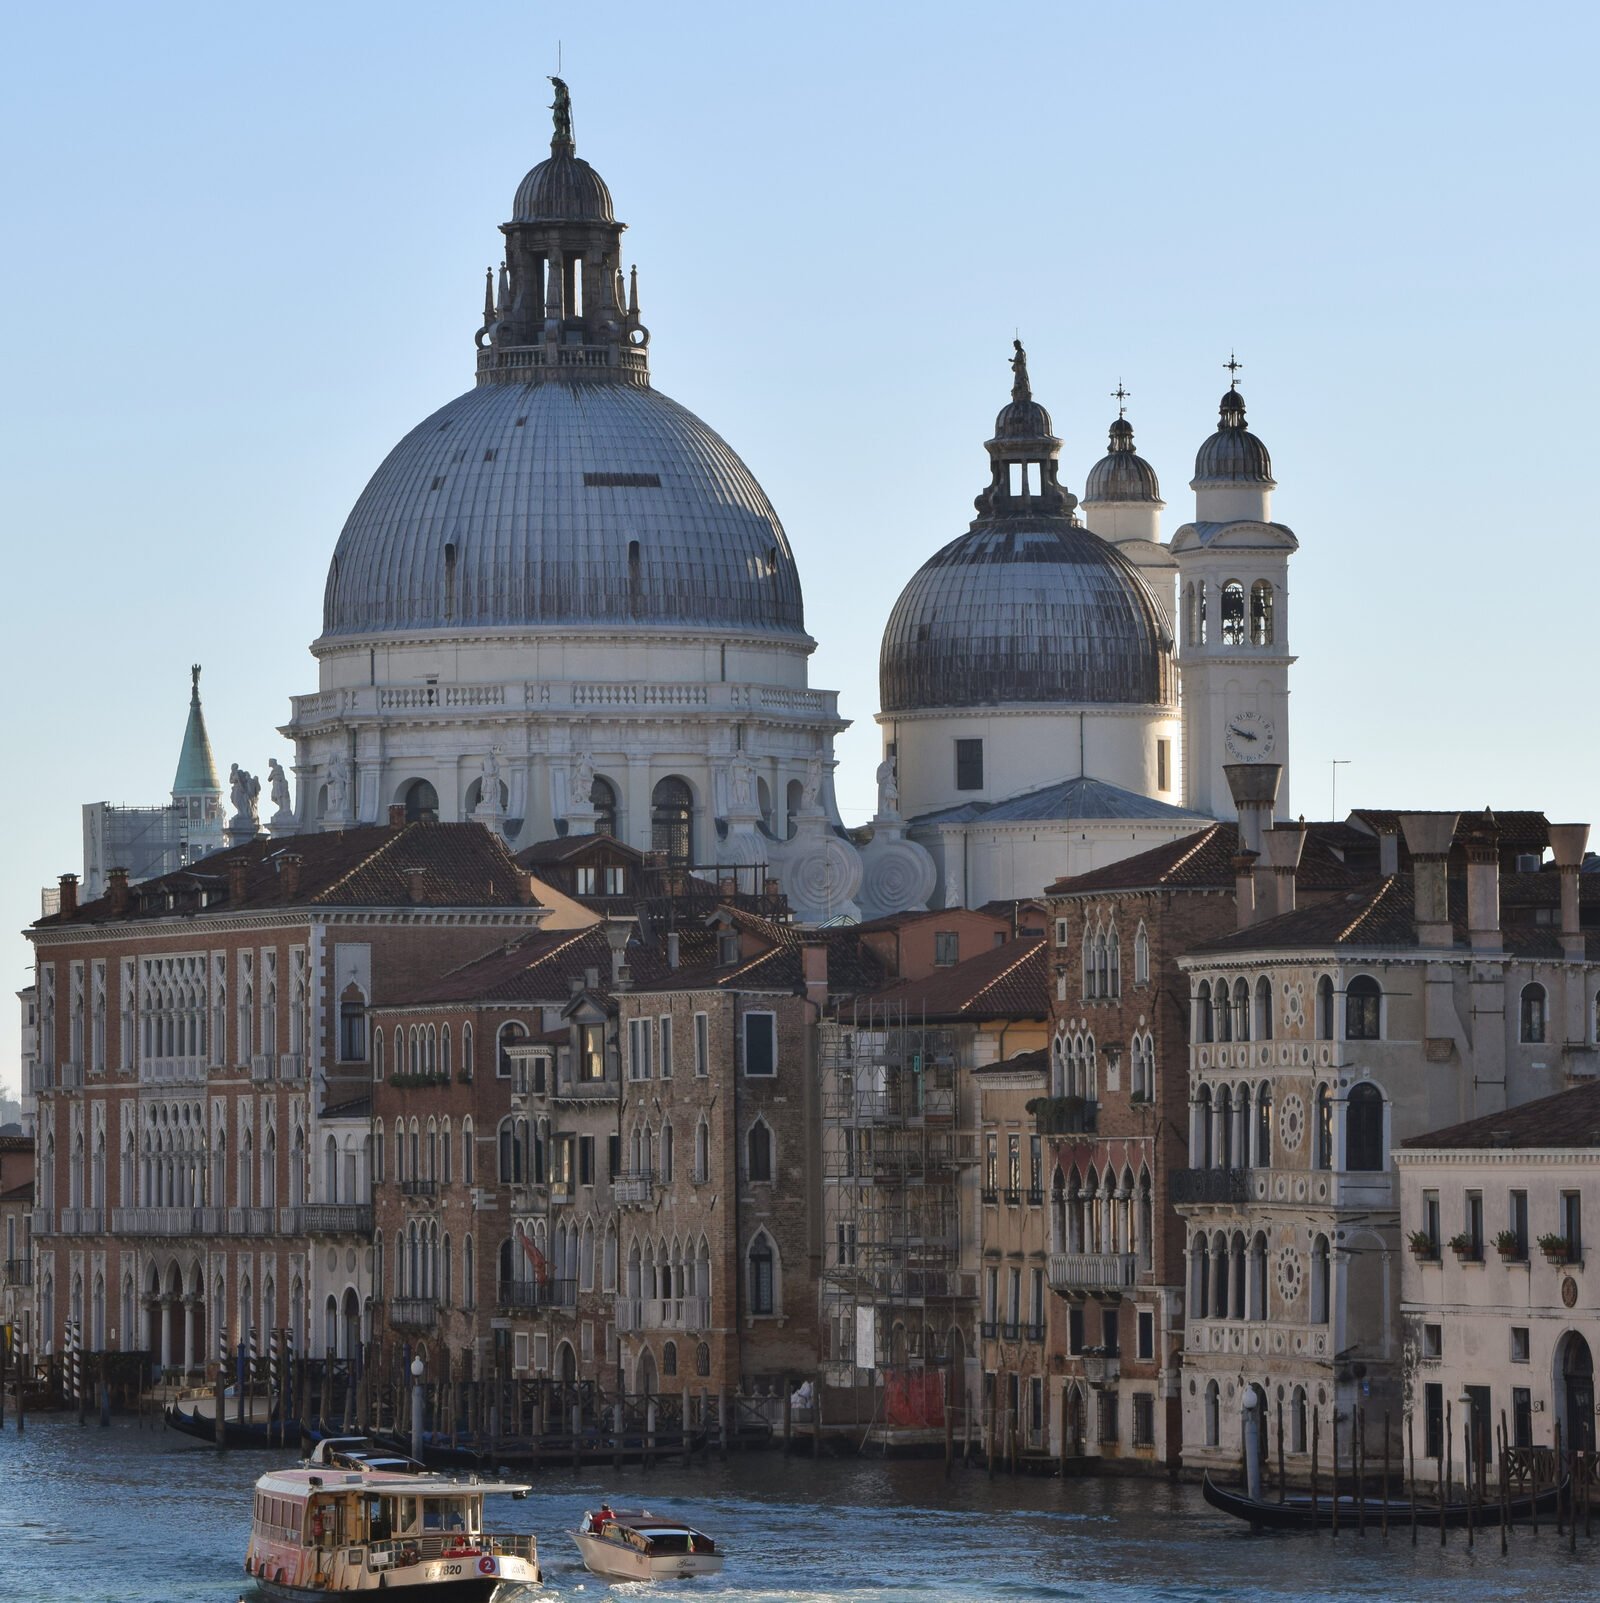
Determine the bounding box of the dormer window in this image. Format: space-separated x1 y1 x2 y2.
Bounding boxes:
719 932 741 966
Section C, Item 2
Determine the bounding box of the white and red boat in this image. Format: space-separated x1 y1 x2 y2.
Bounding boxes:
244 1438 541 1600
570 1506 724 1581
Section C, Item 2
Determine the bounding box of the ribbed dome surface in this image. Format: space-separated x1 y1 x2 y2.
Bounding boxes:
512 149 615 222
1085 420 1162 504
879 522 1174 712
320 381 806 639
1193 388 1275 485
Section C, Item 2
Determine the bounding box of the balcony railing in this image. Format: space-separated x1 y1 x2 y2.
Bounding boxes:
979 1319 998 1340
58 1207 104 1235
615 1295 710 1333
141 1056 208 1085
278 1052 305 1081
614 1171 654 1207
496 1277 577 1311
4 1258 32 1286
1031 1096 1098 1135
1170 1166 1252 1205
1049 1251 1139 1293
112 1206 201 1236
250 1054 275 1082
553 1072 621 1103
388 1298 438 1330
29 1064 54 1093
30 1209 54 1236
400 1179 440 1199
301 1204 374 1235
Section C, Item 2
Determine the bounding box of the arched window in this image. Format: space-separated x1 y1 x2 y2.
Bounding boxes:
1520 984 1547 1044
1204 1381 1220 1447
403 779 439 823
1186 583 1208 648
1195 1085 1214 1168
1250 1232 1268 1320
1291 1386 1308 1453
461 1118 475 1185
1195 981 1213 1043
338 986 367 1063
591 776 618 838
1213 1230 1229 1315
1315 976 1335 1041
373 1028 384 1081
651 777 694 866
1193 1233 1211 1318
661 1122 674 1184
1254 976 1273 1040
1232 978 1250 1042
1217 1087 1233 1167
1346 1083 1384 1171
1133 924 1150 987
1221 580 1246 646
441 1025 451 1081
1310 1235 1331 1323
1213 983 1231 1043
747 1231 777 1315
1250 580 1274 645
696 1340 711 1377
1254 1083 1272 1166
1346 976 1382 1041
662 1340 678 1378
694 1117 710 1184
747 1120 773 1183
497 1021 527 1080
1314 1084 1333 1170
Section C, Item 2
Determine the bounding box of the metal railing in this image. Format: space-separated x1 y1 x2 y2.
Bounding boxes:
389 1298 438 1329
4 1258 32 1286
400 1178 440 1198
1170 1167 1251 1205
496 1278 577 1311
301 1204 374 1235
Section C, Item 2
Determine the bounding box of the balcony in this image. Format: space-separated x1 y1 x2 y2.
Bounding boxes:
278 1053 305 1081
616 1295 710 1332
1080 1350 1121 1388
400 1179 440 1199
497 1278 577 1312
389 1298 438 1330
250 1054 275 1082
552 1071 620 1103
58 1060 85 1089
58 1207 105 1235
614 1171 654 1207
979 1319 998 1340
141 1056 208 1086
30 1209 54 1236
1024 1321 1045 1343
1030 1096 1098 1136
112 1206 201 1236
1000 1319 1020 1341
1049 1251 1139 1294
29 1064 54 1093
1170 1166 1252 1206
4 1258 32 1287
301 1204 373 1235
227 1207 275 1235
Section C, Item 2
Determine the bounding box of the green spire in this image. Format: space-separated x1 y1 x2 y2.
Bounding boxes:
171 664 222 798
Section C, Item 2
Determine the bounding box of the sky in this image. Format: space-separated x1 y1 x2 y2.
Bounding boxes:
3 0 1597 1098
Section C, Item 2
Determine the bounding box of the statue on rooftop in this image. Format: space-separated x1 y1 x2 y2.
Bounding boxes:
876 751 900 817
569 749 595 811
800 754 823 812
728 750 758 812
229 764 261 832
550 76 573 144
325 755 350 817
267 757 292 820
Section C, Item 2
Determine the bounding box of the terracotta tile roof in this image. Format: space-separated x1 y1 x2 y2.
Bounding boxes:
1047 823 1358 897
38 822 539 926
867 935 1048 1022
1350 808 1550 853
0 1135 34 1154
1404 1081 1600 1151
516 835 645 867
635 922 888 997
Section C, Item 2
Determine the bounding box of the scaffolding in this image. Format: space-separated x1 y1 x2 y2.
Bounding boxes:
818 998 977 1401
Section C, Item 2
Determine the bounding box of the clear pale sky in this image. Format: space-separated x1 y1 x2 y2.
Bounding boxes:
3 1 1597 1097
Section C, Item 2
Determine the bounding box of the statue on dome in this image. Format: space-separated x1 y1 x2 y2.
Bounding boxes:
1010 339 1031 402
800 755 823 813
728 750 758 813
229 764 261 833
549 76 573 144
325 755 350 817
875 752 900 817
267 758 292 822
569 749 596 812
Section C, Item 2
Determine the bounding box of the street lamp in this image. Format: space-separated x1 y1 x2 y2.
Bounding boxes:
410 1355 425 1461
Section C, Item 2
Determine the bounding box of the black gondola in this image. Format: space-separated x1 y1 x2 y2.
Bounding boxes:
1202 1471 1563 1530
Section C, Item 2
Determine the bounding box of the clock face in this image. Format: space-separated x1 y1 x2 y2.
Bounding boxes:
1224 710 1277 762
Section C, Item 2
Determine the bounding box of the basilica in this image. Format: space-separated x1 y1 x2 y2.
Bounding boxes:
159 84 1298 919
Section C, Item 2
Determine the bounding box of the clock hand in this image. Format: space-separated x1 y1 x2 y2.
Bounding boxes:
1229 724 1257 742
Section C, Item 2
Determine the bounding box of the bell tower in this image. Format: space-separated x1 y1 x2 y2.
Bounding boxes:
1171 370 1297 820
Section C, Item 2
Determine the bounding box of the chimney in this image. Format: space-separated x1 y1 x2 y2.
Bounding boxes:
1264 822 1307 916
1399 812 1459 949
1225 763 1283 859
569 975 584 996
277 853 303 900
1463 810 1501 953
718 874 737 897
1231 852 1259 930
666 931 681 969
802 939 829 1011
603 920 632 987
227 856 249 905
107 866 130 917
388 803 407 828
585 965 600 992
401 866 428 904
57 873 78 917
517 872 536 907
1378 827 1399 878
1549 823 1591 960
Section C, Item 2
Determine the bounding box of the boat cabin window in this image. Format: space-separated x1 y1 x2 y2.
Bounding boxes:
422 1497 470 1532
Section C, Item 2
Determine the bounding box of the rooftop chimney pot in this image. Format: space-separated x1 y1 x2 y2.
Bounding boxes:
57 873 78 917
107 866 130 917
388 803 407 828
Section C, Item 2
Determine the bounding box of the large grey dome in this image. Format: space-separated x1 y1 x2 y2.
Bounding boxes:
879 521 1175 712
1192 388 1275 486
320 380 806 640
512 148 615 223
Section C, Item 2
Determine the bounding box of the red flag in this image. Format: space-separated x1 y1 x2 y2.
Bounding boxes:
518 1234 551 1284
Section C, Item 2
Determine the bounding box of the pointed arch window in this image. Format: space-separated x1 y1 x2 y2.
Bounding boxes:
1133 924 1150 987
748 1230 777 1316
747 1120 773 1184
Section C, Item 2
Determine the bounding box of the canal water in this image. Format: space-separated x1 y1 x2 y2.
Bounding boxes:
0 1416 1592 1603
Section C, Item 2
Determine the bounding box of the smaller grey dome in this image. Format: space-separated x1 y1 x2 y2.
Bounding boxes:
512 148 615 223
1084 417 1163 504
1193 388 1275 486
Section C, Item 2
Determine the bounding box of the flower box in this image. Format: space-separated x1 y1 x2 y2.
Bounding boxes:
1538 1234 1572 1265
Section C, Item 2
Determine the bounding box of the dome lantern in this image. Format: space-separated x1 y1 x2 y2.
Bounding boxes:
476 79 648 388
973 341 1077 521
1191 358 1276 522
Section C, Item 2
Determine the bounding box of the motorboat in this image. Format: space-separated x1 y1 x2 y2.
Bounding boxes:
570 1506 724 1581
244 1437 541 1598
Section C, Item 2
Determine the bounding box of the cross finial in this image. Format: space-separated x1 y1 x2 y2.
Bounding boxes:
1224 352 1243 387
1112 380 1130 419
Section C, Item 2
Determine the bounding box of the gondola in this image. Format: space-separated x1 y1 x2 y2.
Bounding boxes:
164 1399 319 1449
1202 1471 1564 1530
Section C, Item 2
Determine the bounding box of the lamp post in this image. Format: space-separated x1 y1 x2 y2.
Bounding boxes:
410 1355 425 1462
